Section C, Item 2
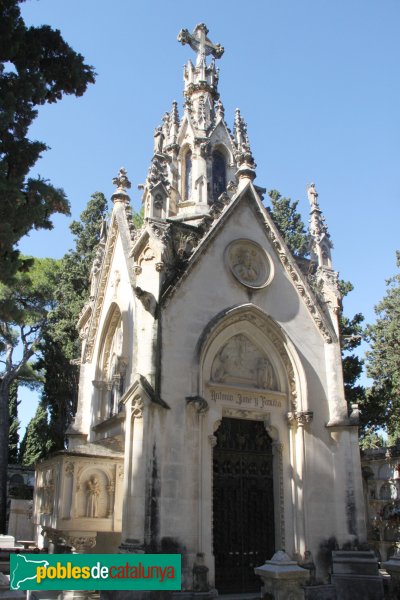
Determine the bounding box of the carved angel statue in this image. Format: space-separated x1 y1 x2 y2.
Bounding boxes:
86 476 100 518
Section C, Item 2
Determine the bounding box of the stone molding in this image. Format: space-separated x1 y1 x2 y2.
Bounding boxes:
84 217 119 362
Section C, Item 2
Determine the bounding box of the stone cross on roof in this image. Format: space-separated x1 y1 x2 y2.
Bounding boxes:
177 23 224 67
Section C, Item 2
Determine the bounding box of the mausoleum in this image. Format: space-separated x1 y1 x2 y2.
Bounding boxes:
34 24 366 597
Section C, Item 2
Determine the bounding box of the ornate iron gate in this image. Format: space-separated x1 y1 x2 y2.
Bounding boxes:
213 417 275 593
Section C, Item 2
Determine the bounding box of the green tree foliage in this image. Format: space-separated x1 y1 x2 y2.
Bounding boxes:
365 252 400 441
266 189 310 257
19 401 52 466
8 381 19 463
132 205 144 229
37 192 108 452
0 257 59 531
338 280 366 410
359 429 386 451
0 0 95 283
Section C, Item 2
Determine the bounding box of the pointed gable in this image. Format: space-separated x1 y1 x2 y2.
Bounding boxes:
161 182 336 344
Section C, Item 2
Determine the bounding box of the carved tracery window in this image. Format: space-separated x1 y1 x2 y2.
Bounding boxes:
212 150 226 201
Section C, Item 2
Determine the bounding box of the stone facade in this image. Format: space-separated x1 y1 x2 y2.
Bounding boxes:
34 24 366 595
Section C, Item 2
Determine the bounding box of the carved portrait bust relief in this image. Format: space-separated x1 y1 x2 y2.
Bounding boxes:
225 239 273 289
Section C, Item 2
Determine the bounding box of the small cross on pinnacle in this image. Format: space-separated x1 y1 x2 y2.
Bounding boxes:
177 23 224 67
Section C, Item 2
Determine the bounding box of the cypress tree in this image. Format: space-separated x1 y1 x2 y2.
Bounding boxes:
8 381 19 463
19 402 51 466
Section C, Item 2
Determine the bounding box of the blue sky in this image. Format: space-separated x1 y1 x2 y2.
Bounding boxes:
16 0 400 435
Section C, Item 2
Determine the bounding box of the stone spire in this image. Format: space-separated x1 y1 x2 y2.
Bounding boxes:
233 108 256 187
307 183 340 319
140 24 257 222
307 183 332 267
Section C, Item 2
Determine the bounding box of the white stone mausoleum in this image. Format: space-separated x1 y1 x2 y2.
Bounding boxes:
34 24 366 596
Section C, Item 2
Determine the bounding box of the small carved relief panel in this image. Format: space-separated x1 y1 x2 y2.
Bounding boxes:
41 468 55 514
225 239 273 289
211 334 278 390
76 469 109 519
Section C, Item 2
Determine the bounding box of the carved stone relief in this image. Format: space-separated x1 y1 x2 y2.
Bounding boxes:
76 469 109 519
85 476 101 518
225 239 273 289
204 309 298 409
131 397 144 419
42 469 55 514
211 334 278 390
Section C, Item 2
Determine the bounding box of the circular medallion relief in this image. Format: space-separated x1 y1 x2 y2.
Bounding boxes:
225 239 274 289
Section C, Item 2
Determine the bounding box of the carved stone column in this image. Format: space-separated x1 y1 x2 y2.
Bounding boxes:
272 441 285 551
287 411 313 558
120 397 146 553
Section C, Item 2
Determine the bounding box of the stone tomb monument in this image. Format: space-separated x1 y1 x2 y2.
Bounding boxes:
34 24 367 597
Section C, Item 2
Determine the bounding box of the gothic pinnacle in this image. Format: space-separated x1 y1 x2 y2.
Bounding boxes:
233 108 256 185
234 108 246 147
307 182 333 266
170 101 180 126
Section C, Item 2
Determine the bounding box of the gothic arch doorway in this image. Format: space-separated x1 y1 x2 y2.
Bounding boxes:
213 417 275 593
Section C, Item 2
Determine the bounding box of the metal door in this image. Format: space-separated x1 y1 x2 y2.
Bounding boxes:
213 417 275 593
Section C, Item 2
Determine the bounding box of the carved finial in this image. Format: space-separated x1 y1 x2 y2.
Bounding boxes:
178 23 224 68
112 168 131 203
113 167 131 191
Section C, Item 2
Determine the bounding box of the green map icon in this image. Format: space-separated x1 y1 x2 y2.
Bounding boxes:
10 555 49 590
